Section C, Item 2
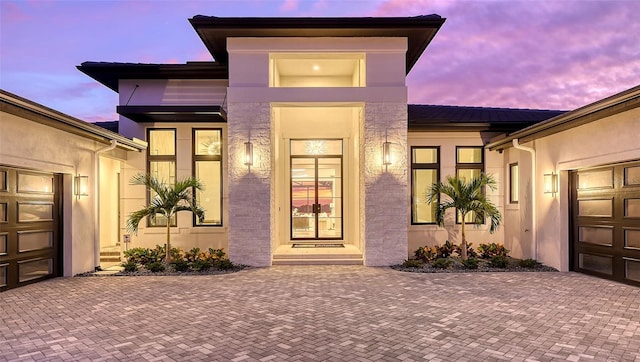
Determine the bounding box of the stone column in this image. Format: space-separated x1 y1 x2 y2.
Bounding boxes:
227 102 272 266
362 103 408 265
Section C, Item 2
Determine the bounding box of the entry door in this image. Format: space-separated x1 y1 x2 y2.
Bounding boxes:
571 161 640 286
290 140 343 240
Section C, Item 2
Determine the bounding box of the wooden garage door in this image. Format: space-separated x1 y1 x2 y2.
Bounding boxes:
0 167 62 291
571 161 640 286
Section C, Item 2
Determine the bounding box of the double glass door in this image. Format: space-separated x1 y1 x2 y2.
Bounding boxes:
290 140 343 240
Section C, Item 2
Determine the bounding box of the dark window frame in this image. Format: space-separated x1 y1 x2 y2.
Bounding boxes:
509 163 519 204
455 146 485 224
411 146 440 225
147 128 177 228
192 128 224 227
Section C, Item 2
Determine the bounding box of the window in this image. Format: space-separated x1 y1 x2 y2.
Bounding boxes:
510 163 519 204
193 129 223 226
147 129 176 227
411 147 439 224
456 146 484 223
269 53 366 87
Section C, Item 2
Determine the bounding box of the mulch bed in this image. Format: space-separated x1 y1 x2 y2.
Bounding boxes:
392 257 558 273
75 265 249 277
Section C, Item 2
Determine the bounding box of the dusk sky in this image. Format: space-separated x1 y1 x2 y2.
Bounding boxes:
1 0 639 122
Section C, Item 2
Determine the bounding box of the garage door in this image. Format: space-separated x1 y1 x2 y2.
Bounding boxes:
571 161 640 286
0 167 62 291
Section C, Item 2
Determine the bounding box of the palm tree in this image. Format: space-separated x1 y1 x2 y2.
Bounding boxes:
426 173 502 260
126 173 205 263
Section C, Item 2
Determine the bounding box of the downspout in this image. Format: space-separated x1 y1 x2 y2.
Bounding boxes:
512 139 537 260
94 139 118 270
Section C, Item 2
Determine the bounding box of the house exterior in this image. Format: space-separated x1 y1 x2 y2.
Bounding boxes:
1 15 638 290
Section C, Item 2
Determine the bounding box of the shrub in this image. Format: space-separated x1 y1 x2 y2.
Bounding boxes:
402 259 424 268
454 243 478 259
171 259 189 272
214 258 235 270
190 259 211 272
123 247 151 265
436 240 456 259
461 257 479 269
121 260 138 272
489 255 510 268
478 243 510 259
185 247 202 263
146 261 166 272
519 258 540 269
432 258 453 269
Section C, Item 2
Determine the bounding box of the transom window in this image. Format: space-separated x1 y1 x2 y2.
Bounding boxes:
269 53 365 88
411 147 439 224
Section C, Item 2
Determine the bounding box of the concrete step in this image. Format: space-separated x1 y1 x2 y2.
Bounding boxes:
273 253 362 260
100 251 121 257
272 258 363 265
100 256 121 263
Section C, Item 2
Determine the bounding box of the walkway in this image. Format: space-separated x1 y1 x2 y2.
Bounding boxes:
1 267 639 361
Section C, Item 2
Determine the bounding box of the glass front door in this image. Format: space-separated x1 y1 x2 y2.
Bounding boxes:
290 140 343 240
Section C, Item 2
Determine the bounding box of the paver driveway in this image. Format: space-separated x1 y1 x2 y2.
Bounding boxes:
1 267 639 361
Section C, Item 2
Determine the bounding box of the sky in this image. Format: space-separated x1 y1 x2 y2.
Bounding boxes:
1 0 639 122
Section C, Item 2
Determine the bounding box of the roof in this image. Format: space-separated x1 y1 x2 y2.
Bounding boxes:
94 121 119 133
408 104 566 132
189 15 445 74
0 89 146 151
77 61 228 92
486 85 640 151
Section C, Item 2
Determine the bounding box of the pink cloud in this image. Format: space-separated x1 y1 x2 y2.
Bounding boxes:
280 0 299 12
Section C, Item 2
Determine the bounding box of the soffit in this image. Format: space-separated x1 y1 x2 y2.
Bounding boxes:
189 15 446 74
117 105 227 123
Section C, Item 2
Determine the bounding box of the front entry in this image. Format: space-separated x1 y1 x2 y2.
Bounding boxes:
290 140 343 240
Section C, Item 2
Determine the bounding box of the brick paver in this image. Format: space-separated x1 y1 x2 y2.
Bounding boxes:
1 267 639 361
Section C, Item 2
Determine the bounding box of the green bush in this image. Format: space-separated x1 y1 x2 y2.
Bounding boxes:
215 258 235 270
461 257 479 269
146 261 166 272
478 243 510 259
171 259 189 272
519 258 540 268
121 260 138 272
190 259 211 272
454 243 479 258
432 258 453 269
123 247 151 265
489 255 510 268
402 259 424 268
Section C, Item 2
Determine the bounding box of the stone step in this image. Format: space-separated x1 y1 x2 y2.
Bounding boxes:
272 258 363 266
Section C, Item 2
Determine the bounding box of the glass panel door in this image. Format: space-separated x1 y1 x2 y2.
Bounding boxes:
290 140 343 240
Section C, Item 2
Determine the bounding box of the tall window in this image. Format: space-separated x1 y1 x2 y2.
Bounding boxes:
510 163 519 204
193 129 223 226
147 128 176 227
411 147 439 224
456 146 484 223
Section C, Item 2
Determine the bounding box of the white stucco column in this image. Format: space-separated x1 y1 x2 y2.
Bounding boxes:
362 103 408 265
227 102 272 266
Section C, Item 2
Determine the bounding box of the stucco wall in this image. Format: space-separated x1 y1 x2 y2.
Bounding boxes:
505 107 640 271
120 122 229 253
1 112 98 275
407 131 505 256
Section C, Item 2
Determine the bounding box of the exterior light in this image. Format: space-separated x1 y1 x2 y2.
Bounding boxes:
244 141 253 167
383 141 392 165
74 175 89 198
544 172 558 196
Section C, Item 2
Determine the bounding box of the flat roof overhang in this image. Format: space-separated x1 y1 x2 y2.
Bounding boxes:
116 105 227 123
486 85 640 151
189 15 446 74
77 62 229 92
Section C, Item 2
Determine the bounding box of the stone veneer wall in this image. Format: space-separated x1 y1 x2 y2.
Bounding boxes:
362 103 408 265
227 102 272 266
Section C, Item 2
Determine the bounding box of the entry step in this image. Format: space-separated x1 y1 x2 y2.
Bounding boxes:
272 258 363 265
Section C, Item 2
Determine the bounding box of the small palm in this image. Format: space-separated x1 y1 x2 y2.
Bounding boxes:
126 174 205 263
426 173 502 260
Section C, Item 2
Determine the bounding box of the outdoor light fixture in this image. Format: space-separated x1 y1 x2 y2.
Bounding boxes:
383 141 392 166
544 172 558 196
244 141 253 167
74 175 89 198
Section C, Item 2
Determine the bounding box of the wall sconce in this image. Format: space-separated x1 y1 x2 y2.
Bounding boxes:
382 141 392 166
244 141 253 166
544 172 558 196
74 175 89 198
